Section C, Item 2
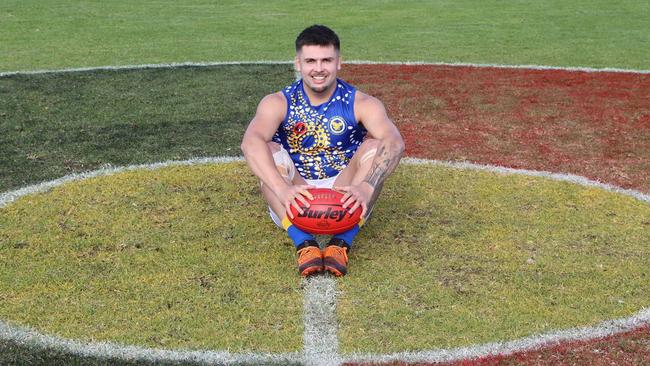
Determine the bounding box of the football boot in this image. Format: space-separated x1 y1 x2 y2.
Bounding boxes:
323 239 349 277
297 240 323 277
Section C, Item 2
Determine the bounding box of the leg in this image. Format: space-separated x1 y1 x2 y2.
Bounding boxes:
261 142 322 277
261 142 308 222
323 139 380 277
334 138 381 188
334 138 381 217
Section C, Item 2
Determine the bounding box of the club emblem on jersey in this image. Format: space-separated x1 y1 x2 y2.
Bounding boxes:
329 116 347 135
294 121 307 135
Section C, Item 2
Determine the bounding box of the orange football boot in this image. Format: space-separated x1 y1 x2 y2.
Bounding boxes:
297 241 323 277
323 242 349 277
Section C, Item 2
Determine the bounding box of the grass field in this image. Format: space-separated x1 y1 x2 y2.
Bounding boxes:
1 1 649 71
2 161 648 356
1 0 649 365
0 65 294 191
339 164 650 353
1 163 303 352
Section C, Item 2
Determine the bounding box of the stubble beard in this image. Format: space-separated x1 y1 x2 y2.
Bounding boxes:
305 76 335 96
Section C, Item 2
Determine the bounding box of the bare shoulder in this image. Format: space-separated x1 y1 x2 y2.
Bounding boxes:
354 90 385 110
258 91 287 113
354 90 389 124
251 91 286 122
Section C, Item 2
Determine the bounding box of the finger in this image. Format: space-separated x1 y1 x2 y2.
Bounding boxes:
296 193 310 208
300 187 314 201
295 185 315 200
288 196 304 215
291 199 305 215
348 200 361 214
360 202 368 218
342 195 357 209
285 203 295 219
337 187 352 203
341 192 352 205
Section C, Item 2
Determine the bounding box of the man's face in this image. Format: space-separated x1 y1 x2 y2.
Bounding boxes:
295 44 341 96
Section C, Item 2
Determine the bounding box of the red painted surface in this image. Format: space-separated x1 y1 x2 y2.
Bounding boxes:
340 65 650 193
338 64 650 365
344 324 650 365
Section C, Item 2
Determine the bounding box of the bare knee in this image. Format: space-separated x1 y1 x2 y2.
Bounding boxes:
267 142 296 183
357 138 380 166
359 138 381 153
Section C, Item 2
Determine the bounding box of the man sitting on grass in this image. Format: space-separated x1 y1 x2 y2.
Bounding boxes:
241 24 404 277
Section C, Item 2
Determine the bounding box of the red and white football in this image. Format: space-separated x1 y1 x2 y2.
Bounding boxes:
289 188 362 235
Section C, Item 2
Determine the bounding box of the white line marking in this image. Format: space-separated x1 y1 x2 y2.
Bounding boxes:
402 158 650 203
1 156 649 365
0 319 300 365
0 157 242 208
0 61 290 77
302 274 340 366
344 308 650 364
345 60 650 74
1 60 648 77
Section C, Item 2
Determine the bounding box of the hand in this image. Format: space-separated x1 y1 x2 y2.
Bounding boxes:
278 184 315 219
335 182 375 218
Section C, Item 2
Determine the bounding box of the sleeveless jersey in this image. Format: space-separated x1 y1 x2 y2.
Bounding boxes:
273 78 367 180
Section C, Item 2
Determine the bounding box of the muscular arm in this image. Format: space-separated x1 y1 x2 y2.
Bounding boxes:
363 137 403 208
241 92 314 217
364 135 403 187
360 94 405 212
240 93 288 193
338 92 405 217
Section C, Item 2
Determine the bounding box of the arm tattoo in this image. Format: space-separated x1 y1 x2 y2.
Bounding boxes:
363 146 400 189
362 143 403 217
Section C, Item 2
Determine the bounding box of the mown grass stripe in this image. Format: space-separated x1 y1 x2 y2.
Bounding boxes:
1 61 648 78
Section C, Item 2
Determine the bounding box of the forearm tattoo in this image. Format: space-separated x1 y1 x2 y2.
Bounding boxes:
362 143 403 216
364 145 401 188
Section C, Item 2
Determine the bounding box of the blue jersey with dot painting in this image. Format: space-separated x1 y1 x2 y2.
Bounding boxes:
273 78 367 180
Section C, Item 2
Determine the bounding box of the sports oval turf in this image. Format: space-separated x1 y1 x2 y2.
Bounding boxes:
0 162 303 353
338 163 650 353
2 161 649 356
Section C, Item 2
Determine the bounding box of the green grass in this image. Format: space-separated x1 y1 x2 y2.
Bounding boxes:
0 162 303 352
0 65 294 192
1 0 648 71
2 1 649 363
339 164 650 353
1 162 648 355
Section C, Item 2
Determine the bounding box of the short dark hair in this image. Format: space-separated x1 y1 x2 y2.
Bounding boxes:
295 24 340 53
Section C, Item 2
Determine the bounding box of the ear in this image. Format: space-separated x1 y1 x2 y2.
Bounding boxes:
337 55 342 71
294 55 301 73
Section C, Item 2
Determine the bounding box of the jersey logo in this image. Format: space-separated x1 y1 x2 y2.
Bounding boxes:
294 121 307 135
329 116 347 135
